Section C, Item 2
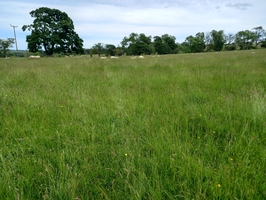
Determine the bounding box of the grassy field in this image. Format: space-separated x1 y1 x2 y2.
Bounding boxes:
0 50 266 199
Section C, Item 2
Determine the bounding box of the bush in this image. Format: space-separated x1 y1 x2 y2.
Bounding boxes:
261 41 266 48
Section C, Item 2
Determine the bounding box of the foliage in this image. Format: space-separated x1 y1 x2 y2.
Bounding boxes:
121 33 153 55
185 32 205 53
22 7 84 56
235 30 254 50
90 43 119 56
161 34 177 53
0 38 15 57
117 26 263 54
153 34 177 54
83 48 90 55
210 30 226 51
113 46 124 56
105 44 116 56
153 36 166 54
91 43 105 57
179 41 190 53
76 25 265 56
252 26 265 48
261 39 266 48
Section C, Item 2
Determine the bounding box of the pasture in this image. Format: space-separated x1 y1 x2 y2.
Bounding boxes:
0 50 266 199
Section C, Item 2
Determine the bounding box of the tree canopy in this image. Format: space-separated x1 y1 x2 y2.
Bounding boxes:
235 30 255 50
0 38 15 57
185 32 205 53
121 33 154 55
22 7 84 56
252 26 265 48
210 30 226 51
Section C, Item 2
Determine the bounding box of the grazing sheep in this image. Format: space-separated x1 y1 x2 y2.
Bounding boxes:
138 55 145 58
29 55 40 59
101 56 107 59
110 56 119 59
131 56 137 59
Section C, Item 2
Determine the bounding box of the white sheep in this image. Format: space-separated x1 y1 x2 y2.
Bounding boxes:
29 55 40 59
138 55 145 58
110 56 119 59
100 56 107 59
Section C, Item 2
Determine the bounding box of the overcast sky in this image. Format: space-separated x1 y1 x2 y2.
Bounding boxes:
1 0 265 50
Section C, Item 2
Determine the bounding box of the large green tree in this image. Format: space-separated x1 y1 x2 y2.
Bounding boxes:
195 32 205 52
153 34 177 54
91 43 105 57
185 32 205 53
121 33 152 55
22 7 84 56
153 36 167 54
235 30 254 50
0 38 15 57
105 44 116 56
161 34 177 54
210 30 226 51
121 33 138 55
252 26 265 48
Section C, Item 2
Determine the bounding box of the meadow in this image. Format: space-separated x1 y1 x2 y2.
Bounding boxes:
0 50 266 199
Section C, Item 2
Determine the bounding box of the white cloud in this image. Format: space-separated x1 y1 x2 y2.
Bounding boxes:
225 3 253 10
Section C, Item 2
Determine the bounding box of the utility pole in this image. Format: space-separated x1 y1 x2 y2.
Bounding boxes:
10 24 18 55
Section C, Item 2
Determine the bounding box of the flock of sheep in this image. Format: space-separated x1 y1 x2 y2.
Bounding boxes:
28 55 146 59
101 55 145 59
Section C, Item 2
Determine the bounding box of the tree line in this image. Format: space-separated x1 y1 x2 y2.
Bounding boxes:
0 7 265 57
92 27 265 56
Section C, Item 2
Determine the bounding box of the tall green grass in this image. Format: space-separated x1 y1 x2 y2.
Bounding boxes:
1 50 266 199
